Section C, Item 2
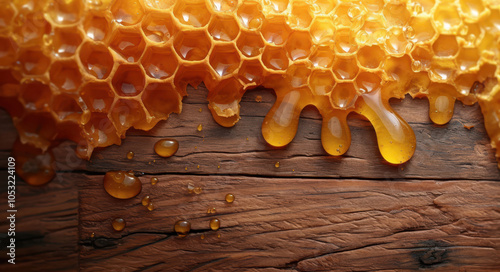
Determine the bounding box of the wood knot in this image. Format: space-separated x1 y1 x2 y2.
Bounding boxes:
420 247 446 265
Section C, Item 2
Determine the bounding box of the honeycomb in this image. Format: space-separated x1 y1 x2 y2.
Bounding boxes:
0 0 499 169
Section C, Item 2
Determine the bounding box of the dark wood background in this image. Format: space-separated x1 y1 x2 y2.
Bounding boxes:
1 85 499 271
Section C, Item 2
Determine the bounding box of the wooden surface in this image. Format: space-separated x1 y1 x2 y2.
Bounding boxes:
1 85 500 271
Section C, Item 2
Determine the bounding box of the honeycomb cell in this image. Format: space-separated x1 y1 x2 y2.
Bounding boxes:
310 70 335 96
112 65 146 97
79 42 114 80
290 1 313 28
429 59 457 82
455 73 477 96
83 112 121 148
261 46 289 71
12 140 55 186
385 27 410 56
309 46 335 68
51 94 82 121
141 46 178 80
238 59 264 85
459 0 485 22
334 29 357 54
355 72 381 93
383 3 410 27
49 27 82 57
207 78 244 127
408 16 436 43
210 0 238 12
433 4 461 33
17 112 57 148
110 28 146 62
208 14 240 42
456 48 480 72
12 13 51 46
142 83 181 119
236 30 264 57
432 35 459 57
49 60 82 93
330 83 358 109
174 30 211 61
0 37 16 67
173 0 211 27
111 0 144 26
237 1 264 30
357 45 385 69
267 0 289 13
413 0 436 13
310 17 335 44
20 80 51 111
209 44 240 77
80 82 115 113
110 99 148 134
332 57 359 81
17 49 50 75
141 12 177 43
361 0 384 12
0 3 15 34
411 46 433 70
285 31 312 61
46 0 83 24
83 14 110 41
286 63 311 88
313 0 336 15
261 16 291 45
143 0 175 9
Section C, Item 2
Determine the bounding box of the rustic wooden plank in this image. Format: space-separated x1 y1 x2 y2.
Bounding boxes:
79 174 500 271
51 85 500 180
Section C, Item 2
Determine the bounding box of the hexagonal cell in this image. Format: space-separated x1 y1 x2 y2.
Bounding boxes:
173 0 211 27
20 80 52 111
209 44 241 77
141 46 178 80
0 3 16 34
143 0 175 9
112 65 146 96
414 0 436 13
236 30 265 57
309 46 335 68
49 60 82 93
456 48 480 72
290 1 313 28
80 82 115 113
110 28 146 62
51 94 82 121
357 45 385 69
432 35 459 57
286 63 311 88
383 3 410 26
334 29 357 54
13 13 51 47
237 1 264 30
482 9 500 35
111 0 144 26
455 73 478 96
330 83 358 110
361 17 387 36
477 63 497 82
208 14 240 41
261 46 289 71
83 112 120 147
49 27 82 57
0 37 16 67
238 59 264 85
174 30 211 61
142 82 181 119
310 70 335 96
109 98 147 134
433 4 461 33
310 17 335 44
285 31 312 61
83 14 110 41
361 0 384 12
385 27 409 56
267 0 289 13
460 0 484 22
79 42 114 80
17 112 57 145
261 16 291 45
429 59 457 82
332 57 359 80
333 3 364 29
408 16 436 43
17 49 50 75
46 0 83 24
355 72 381 93
384 55 413 82
210 0 238 12
142 12 177 43
313 0 336 14
411 46 433 70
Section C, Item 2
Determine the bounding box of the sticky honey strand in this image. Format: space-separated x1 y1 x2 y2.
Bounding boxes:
0 0 499 169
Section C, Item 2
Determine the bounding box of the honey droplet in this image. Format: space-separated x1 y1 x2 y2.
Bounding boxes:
275 161 280 168
12 140 56 186
197 124 203 131
142 196 151 206
185 167 188 171
197 165 200 169
200 234 205 239
112 218 126 231
147 202 155 211
187 183 195 193
150 177 158 185
126 151 134 160
217 165 221 169
225 193 235 203
207 207 216 214
194 186 203 194
103 171 142 199
255 95 262 102
154 139 179 158
198 108 202 113
90 232 95 238
210 218 220 231
217 233 221 238
174 220 191 237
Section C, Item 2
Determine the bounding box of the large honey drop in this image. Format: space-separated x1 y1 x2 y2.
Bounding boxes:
112 218 126 231
103 171 142 199
209 218 220 231
225 193 235 203
154 139 179 158
174 220 191 237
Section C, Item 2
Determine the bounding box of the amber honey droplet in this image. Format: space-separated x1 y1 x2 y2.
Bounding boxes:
225 193 235 203
174 220 191 237
207 207 216 214
147 202 155 211
154 139 179 158
209 218 220 231
255 95 262 102
187 183 195 193
90 232 95 238
126 151 134 160
142 196 151 206
112 218 126 231
103 171 142 199
197 124 203 131
150 177 158 185
200 234 205 239
275 162 280 168
193 187 203 194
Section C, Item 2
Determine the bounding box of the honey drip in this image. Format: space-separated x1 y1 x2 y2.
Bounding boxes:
150 177 158 185
12 139 55 186
112 218 126 231
142 196 151 206
103 171 142 199
1 0 500 174
209 218 220 230
225 193 235 203
174 220 191 237
154 139 179 158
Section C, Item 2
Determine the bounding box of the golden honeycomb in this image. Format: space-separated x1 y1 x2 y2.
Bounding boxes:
0 0 499 174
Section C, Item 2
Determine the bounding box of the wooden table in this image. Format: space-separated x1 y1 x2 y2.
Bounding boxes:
1 86 499 271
